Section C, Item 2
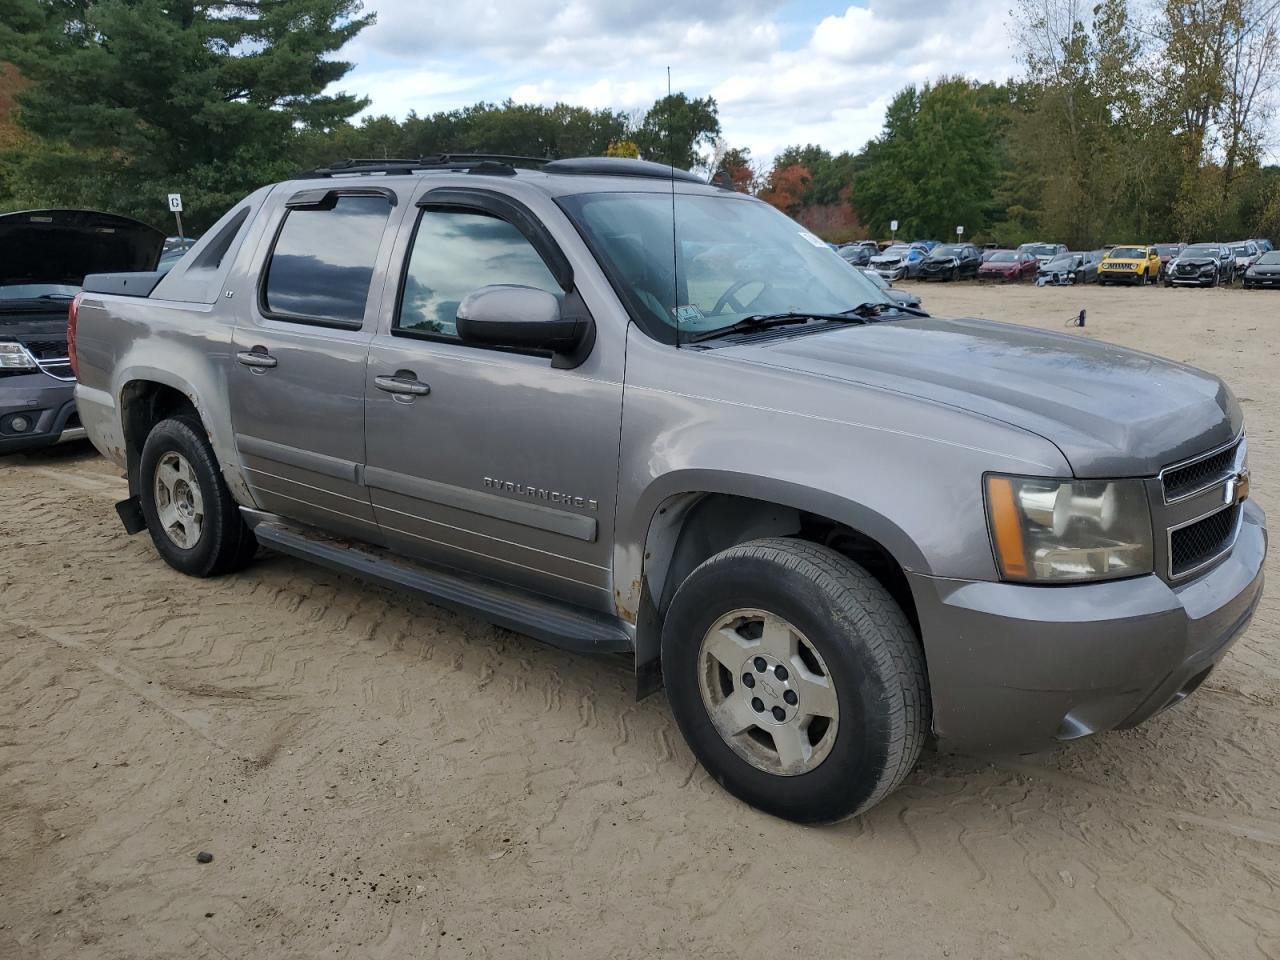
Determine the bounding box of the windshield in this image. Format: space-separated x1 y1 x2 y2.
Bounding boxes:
1257 251 1280 265
1182 244 1219 256
1021 244 1057 257
838 246 865 260
932 245 962 257
0 282 79 301
1154 245 1181 256
988 251 1016 262
1233 244 1252 255
1109 246 1146 259
879 244 911 257
561 192 890 342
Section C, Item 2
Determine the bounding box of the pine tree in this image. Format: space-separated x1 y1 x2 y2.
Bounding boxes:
0 0 373 229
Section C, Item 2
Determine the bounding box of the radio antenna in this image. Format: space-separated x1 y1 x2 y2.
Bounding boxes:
667 67 680 348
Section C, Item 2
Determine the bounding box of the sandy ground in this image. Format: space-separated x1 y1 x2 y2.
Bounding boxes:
2 282 1279 960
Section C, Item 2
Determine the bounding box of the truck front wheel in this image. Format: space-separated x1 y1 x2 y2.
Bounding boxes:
661 538 929 823
139 417 257 577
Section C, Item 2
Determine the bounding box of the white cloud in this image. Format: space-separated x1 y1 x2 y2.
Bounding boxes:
336 1 1019 161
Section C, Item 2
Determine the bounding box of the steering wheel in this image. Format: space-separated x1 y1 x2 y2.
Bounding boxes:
711 278 772 316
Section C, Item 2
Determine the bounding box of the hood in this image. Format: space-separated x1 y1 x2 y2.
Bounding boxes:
0 209 165 288
717 316 1240 477
979 261 1016 272
1040 257 1077 271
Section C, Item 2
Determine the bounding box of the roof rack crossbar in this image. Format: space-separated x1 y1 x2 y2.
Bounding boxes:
300 154 553 179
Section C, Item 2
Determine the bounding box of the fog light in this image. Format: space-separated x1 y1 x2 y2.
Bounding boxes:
9 415 31 432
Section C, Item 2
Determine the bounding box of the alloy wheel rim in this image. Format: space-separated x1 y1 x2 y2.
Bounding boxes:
696 608 840 776
153 451 205 550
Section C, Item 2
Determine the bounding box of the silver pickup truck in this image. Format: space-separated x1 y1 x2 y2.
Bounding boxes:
73 156 1266 823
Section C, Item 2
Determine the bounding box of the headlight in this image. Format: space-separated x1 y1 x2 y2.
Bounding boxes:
0 342 38 370
985 475 1153 582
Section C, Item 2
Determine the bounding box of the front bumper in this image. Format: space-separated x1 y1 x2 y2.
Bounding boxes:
1099 269 1142 283
0 373 80 454
1245 274 1280 286
910 499 1266 754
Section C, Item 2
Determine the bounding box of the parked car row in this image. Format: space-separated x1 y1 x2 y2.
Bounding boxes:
842 235 1276 289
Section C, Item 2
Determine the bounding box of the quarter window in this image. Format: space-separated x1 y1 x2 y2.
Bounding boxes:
262 195 391 327
396 209 560 339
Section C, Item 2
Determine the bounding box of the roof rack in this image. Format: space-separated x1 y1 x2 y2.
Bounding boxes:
542 157 706 184
301 154 552 178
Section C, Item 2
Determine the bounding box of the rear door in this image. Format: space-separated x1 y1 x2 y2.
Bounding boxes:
362 186 624 612
229 186 404 540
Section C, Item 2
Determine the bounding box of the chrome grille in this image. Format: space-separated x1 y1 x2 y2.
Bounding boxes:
20 338 68 360
1170 504 1241 578
1161 439 1241 502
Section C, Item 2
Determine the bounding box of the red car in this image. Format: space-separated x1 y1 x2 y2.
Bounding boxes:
1153 243 1185 281
977 249 1038 282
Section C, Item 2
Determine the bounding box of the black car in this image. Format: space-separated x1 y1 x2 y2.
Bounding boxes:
1165 243 1234 287
1 209 165 454
837 243 873 267
919 243 982 281
1243 250 1280 289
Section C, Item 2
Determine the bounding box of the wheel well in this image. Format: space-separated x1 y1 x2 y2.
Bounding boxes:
637 493 923 692
120 381 200 495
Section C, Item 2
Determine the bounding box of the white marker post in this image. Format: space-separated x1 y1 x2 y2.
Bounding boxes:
167 193 184 248
956 225 964 239
890 219 898 242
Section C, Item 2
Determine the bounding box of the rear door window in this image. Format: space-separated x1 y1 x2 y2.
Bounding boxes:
262 194 392 327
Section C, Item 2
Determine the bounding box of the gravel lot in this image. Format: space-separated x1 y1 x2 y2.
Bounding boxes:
2 283 1278 960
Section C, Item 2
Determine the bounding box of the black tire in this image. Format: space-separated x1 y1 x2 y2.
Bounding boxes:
139 417 257 577
661 538 929 823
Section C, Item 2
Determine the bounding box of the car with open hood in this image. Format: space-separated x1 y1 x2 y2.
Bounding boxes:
919 243 982 281
1243 249 1280 289
1229 241 1261 274
869 242 927 281
1037 250 1102 285
1165 243 1234 287
977 248 1038 282
1098 245 1162 285
1 209 164 454
71 155 1265 825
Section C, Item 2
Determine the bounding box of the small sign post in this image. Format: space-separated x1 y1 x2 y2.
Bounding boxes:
890 219 898 242
167 193 184 247
956 225 964 238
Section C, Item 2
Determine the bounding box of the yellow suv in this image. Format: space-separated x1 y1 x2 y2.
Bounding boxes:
1098 245 1162 285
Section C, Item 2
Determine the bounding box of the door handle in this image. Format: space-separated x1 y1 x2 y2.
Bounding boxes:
237 348 277 369
375 371 431 396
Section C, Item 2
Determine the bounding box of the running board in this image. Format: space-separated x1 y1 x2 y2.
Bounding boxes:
246 516 633 655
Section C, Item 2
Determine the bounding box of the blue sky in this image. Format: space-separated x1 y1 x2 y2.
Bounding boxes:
334 1 1020 162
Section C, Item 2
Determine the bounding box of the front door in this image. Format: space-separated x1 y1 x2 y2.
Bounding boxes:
363 189 624 612
229 188 401 540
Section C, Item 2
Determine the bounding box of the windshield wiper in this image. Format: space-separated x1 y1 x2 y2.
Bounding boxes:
685 311 869 344
842 301 928 319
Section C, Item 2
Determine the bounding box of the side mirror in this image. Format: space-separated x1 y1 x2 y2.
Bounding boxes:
456 284 595 369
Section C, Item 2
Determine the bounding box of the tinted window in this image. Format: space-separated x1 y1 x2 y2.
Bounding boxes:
397 209 559 338
263 195 390 326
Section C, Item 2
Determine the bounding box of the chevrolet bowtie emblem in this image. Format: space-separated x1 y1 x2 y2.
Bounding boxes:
1225 468 1250 505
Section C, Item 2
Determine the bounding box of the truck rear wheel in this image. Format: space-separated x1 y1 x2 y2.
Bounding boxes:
661 538 929 823
139 417 257 577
